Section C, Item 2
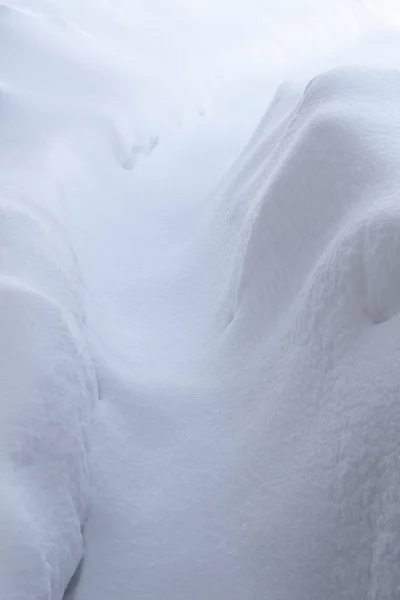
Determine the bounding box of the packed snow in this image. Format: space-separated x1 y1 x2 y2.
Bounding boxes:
2 1 400 599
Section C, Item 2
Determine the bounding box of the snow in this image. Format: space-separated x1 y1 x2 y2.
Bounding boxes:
2 1 400 599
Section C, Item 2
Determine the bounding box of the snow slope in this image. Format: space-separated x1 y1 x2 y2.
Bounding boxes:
2 1 400 600
71 68 400 600
205 68 400 599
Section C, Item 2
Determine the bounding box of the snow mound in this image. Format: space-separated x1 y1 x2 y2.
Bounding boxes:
208 69 400 336
210 68 400 599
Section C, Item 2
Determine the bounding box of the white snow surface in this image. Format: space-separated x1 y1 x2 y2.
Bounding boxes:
2 1 400 599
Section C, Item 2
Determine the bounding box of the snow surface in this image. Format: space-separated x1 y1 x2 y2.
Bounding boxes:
3 1 400 599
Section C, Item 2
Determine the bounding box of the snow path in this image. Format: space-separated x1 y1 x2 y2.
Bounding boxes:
2 2 400 600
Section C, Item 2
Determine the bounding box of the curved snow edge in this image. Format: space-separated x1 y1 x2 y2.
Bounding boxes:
0 194 97 600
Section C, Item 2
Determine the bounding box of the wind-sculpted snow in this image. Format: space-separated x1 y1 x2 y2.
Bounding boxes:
67 68 400 600
2 0 400 598
0 5 103 598
210 68 400 598
0 195 97 599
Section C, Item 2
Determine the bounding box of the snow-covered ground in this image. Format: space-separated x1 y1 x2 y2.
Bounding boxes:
2 1 400 599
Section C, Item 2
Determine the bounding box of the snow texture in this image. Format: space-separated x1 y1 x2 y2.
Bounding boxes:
2 1 400 600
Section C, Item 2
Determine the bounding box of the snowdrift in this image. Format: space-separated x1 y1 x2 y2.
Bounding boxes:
205 68 400 599
72 68 400 600
0 194 97 599
2 2 400 600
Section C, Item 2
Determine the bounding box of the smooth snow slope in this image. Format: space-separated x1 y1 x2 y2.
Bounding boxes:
2 1 400 600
